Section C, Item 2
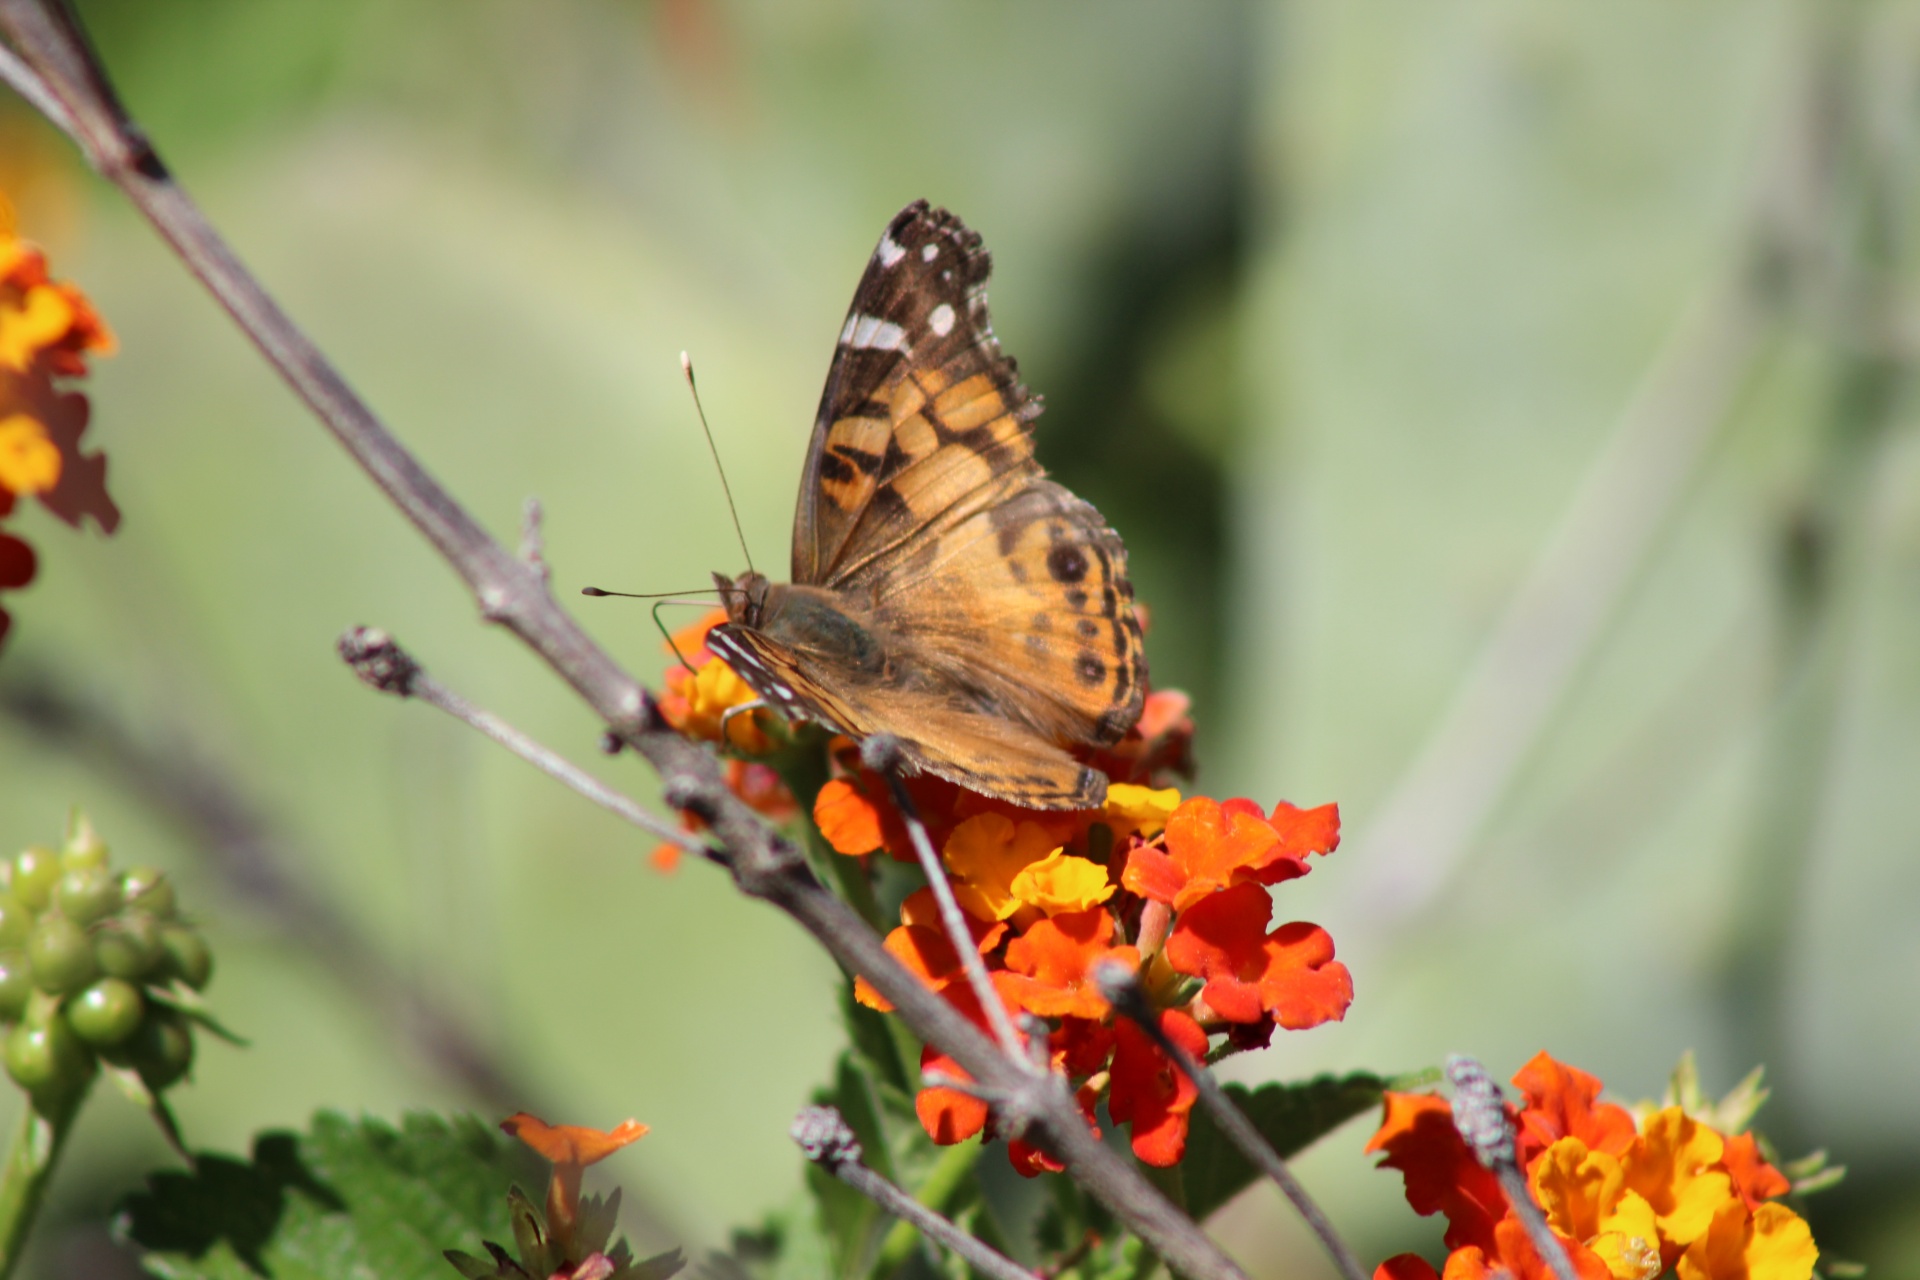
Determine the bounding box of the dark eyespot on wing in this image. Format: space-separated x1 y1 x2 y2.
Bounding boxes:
1075 652 1106 687
1047 544 1088 584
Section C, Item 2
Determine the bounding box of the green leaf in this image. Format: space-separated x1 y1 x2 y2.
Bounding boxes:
721 1190 837 1280
117 1110 541 1280
1180 1071 1401 1222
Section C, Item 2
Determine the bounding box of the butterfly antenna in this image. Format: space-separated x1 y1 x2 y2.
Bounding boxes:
580 587 716 599
654 599 696 671
683 351 755 576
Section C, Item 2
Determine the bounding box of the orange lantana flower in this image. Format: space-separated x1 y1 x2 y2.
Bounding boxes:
995 907 1140 1021
658 657 771 753
501 1112 649 1257
0 192 117 647
1369 1054 1817 1280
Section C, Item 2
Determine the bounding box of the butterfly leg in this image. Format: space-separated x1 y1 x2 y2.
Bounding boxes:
719 698 772 744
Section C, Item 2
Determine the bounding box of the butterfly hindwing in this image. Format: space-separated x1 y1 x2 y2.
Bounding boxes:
869 479 1145 748
708 614 1107 810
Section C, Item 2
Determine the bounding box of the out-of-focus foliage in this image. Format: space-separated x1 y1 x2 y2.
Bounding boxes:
1 0 1917 1276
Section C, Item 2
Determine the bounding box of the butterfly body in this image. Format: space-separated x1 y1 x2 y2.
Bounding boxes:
709 201 1145 810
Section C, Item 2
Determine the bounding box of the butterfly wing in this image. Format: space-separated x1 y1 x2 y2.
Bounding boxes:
866 476 1146 753
726 201 1145 809
793 200 1042 588
707 621 1110 810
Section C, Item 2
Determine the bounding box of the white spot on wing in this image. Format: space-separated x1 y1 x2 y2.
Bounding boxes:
929 303 956 337
843 313 909 352
921 243 939 262
877 235 907 268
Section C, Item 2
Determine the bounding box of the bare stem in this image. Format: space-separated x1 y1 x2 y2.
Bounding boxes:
0 5 1243 1275
793 1107 1039 1280
1096 963 1366 1280
0 1074 90 1280
1446 1056 1579 1280
337 627 704 855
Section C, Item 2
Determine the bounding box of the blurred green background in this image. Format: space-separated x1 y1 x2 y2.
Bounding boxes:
2 0 1918 1274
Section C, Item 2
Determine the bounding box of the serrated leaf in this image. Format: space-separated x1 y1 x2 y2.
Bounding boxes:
715 1189 837 1280
632 1248 688 1280
117 1110 541 1280
1180 1071 1394 1222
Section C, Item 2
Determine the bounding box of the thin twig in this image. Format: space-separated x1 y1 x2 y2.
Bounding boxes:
1447 1056 1579 1280
520 496 551 588
0 7 1243 1275
792 1106 1040 1280
1096 963 1366 1280
861 734 1029 1064
337 627 704 855
0 37 69 133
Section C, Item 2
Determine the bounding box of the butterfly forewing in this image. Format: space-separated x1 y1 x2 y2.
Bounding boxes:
795 202 1040 587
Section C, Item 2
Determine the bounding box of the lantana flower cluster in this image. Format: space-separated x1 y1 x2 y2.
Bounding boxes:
0 191 118 647
1369 1053 1817 1280
658 611 1353 1172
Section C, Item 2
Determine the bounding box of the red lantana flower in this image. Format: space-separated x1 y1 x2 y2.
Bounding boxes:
1366 1092 1508 1252
1163 881 1352 1029
1122 796 1337 913
1107 1008 1209 1167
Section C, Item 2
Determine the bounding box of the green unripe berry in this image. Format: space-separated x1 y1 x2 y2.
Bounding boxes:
28 916 97 994
159 927 212 991
55 867 121 927
5 1008 92 1096
9 847 60 911
0 952 31 1021
122 1007 193 1091
0 895 31 950
60 816 109 872
119 867 176 919
65 979 144 1047
94 916 163 981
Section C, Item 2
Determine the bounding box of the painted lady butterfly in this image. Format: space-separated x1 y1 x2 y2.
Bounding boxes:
709 201 1146 809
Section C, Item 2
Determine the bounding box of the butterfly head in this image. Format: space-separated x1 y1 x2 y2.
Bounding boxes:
713 570 772 628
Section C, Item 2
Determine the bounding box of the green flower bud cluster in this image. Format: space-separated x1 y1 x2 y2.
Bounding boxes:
0 817 209 1103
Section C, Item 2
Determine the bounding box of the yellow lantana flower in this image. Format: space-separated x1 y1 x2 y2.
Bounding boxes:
678 658 771 752
1676 1200 1816 1280
1623 1107 1734 1249
0 415 59 495
942 813 1059 921
1009 848 1115 916
1103 783 1181 837
1532 1137 1660 1280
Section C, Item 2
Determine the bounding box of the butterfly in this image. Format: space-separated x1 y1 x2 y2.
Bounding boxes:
707 200 1145 810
